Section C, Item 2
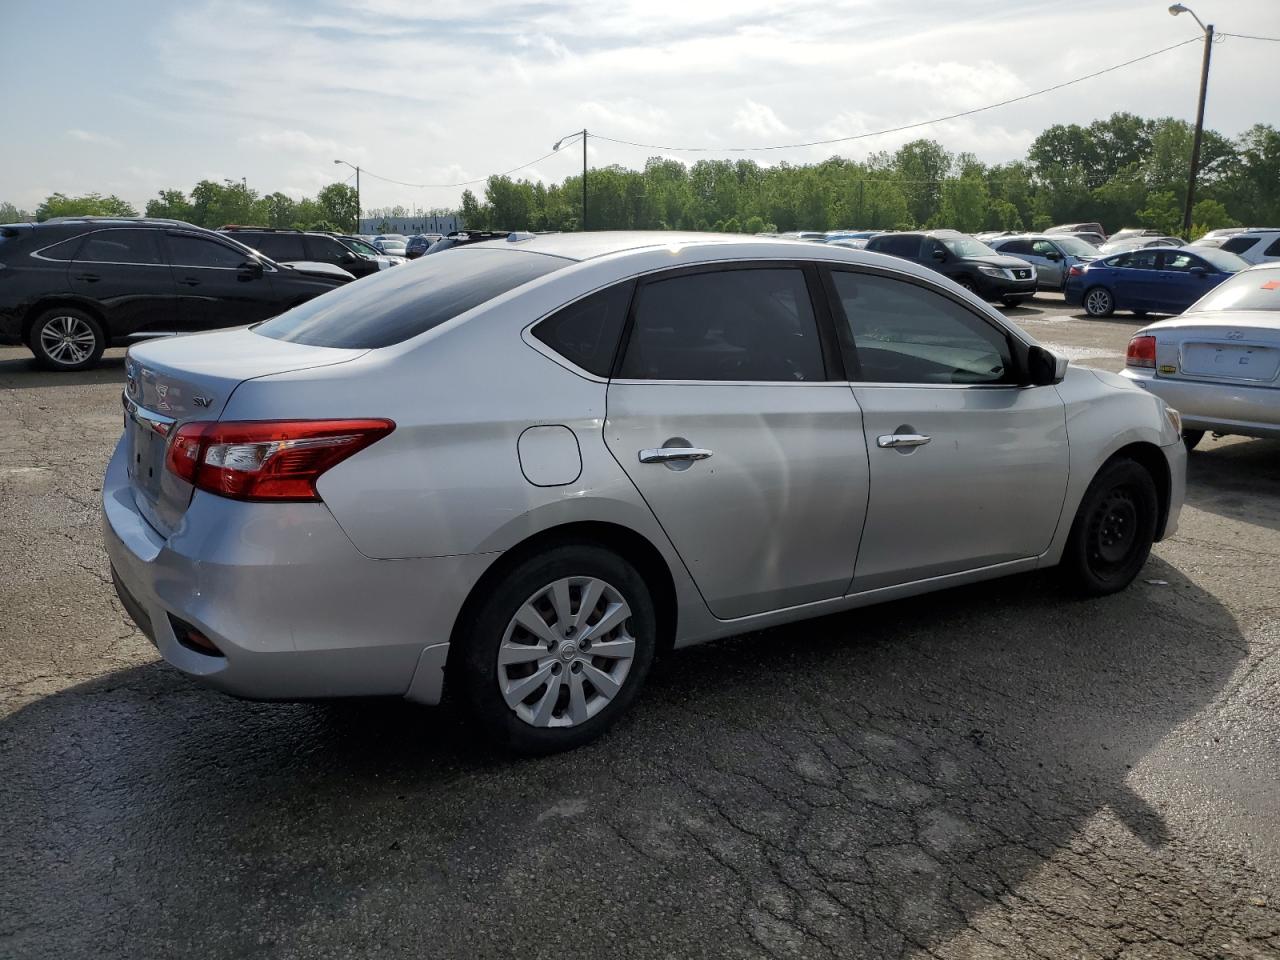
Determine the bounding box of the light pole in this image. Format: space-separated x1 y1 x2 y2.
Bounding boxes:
1168 4 1214 238
553 129 588 230
333 159 361 233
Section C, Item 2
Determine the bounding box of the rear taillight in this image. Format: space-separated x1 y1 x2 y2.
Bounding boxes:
1126 335 1157 369
165 419 395 501
1068 265 1084 277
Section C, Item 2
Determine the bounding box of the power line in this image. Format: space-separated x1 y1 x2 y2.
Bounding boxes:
356 138 580 189
592 37 1202 153
1220 31 1280 42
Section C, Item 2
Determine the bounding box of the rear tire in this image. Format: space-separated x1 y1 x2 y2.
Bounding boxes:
1182 429 1205 452
1083 286 1115 318
1061 458 1159 597
28 307 106 371
454 544 656 755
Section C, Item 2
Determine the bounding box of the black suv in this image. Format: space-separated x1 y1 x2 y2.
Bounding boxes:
0 217 351 370
219 226 383 278
865 230 1038 307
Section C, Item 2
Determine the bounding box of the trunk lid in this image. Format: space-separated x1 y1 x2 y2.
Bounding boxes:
1151 312 1280 387
123 327 366 537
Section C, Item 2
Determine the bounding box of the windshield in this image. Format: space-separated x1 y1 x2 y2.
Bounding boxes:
1187 267 1280 313
255 247 569 348
344 238 381 256
941 237 998 258
1055 237 1100 257
1194 247 1250 273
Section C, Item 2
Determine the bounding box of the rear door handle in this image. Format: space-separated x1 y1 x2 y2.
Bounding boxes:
75 273 101 283
639 446 713 464
877 433 931 449
177 278 201 287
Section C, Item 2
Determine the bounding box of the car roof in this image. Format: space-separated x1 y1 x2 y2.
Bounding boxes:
462 230 849 263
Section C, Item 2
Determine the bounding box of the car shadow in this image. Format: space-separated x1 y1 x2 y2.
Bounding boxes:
1186 435 1280 532
0 556 1253 957
0 350 125 389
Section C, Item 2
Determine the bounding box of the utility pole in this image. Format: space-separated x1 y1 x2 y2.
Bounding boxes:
333 160 361 233
553 129 589 231
1168 4 1213 238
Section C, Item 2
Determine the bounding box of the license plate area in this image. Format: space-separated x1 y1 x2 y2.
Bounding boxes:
124 397 175 504
1180 342 1280 382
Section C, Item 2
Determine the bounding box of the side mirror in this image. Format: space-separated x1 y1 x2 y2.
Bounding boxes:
237 259 264 278
1045 251 1062 261
931 248 946 262
341 251 357 263
1026 345 1067 386
1189 266 1207 277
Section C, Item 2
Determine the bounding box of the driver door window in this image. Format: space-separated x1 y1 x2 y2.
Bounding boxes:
830 270 1014 385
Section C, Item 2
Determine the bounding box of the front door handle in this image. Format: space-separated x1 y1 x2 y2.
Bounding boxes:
877 433 931 449
639 446 714 464
177 278 201 287
75 273 101 283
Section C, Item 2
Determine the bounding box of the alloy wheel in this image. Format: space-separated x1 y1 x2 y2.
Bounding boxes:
497 576 637 728
1085 288 1112 316
38 315 98 366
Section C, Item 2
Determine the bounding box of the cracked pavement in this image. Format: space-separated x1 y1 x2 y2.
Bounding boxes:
2 294 1278 959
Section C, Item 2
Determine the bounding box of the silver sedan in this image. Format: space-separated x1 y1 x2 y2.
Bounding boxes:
104 233 1186 753
1122 262 1280 449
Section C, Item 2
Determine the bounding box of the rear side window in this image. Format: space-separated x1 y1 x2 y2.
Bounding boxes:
832 270 1013 385
1111 250 1159 269
256 248 569 349
76 229 162 265
532 281 633 377
618 267 825 382
1000 239 1034 255
1265 238 1280 257
168 234 249 268
34 235 84 261
1222 237 1259 255
245 234 306 262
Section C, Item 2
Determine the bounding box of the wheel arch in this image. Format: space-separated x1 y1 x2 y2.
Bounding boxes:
445 520 679 680
1104 441 1172 542
22 297 111 344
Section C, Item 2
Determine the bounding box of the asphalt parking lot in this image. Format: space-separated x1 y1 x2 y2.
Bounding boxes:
2 293 1279 959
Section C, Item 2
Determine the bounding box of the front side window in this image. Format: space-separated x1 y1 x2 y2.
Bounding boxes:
1221 237 1258 255
1161 252 1201 272
168 234 249 268
618 267 825 382
872 234 924 258
532 282 633 377
345 238 381 257
306 236 352 264
1031 240 1059 257
1111 250 1159 270
940 236 998 259
245 234 306 262
832 270 1013 385
1264 238 1280 257
76 229 162 265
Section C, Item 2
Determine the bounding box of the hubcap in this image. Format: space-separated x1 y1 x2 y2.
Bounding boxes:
1088 486 1139 571
1086 289 1111 315
39 316 96 365
497 576 636 728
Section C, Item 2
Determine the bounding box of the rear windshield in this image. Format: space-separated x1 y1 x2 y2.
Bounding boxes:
255 247 569 348
1193 247 1250 273
1186 267 1280 313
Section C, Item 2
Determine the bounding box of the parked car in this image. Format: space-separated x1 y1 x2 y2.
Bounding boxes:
1062 231 1107 248
219 226 382 279
1122 262 1280 449
1213 228 1280 265
1109 228 1169 243
1097 236 1184 256
1046 222 1107 241
1064 246 1250 318
423 230 517 255
373 236 409 256
825 230 883 242
777 231 828 242
405 234 444 258
1194 227 1248 244
104 231 1185 753
865 229 1038 306
336 235 404 268
0 216 351 370
988 234 1100 291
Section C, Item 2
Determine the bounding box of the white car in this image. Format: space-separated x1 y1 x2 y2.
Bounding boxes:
1213 228 1280 265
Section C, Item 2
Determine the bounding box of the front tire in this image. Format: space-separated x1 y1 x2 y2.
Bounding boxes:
455 545 656 754
1083 286 1115 318
28 307 106 371
1061 458 1159 596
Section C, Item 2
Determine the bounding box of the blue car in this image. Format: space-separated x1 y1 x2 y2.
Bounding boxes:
1065 245 1250 317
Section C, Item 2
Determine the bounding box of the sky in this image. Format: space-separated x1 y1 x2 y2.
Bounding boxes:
3 0 1278 214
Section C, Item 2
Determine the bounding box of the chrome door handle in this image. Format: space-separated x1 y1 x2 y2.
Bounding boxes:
877 433 931 449
639 446 713 464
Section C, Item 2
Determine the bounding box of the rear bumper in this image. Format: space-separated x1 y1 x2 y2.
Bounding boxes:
1121 368 1280 440
102 437 496 704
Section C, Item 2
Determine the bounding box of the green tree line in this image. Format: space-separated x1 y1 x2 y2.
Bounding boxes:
4 114 1277 239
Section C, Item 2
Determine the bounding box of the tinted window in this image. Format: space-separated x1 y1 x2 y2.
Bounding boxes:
343 238 381 257
305 236 354 264
532 282 633 376
76 229 161 265
939 236 998 258
870 234 923 258
245 234 306 262
256 248 568 349
169 234 248 268
1186 267 1280 313
1032 240 1059 256
618 268 824 382
35 235 84 261
832 271 1013 385
1000 239 1034 255
1111 250 1159 270
1222 237 1259 255
1161 252 1202 272
1265 238 1280 257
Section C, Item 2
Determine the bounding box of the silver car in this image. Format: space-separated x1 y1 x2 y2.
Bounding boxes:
104 233 1187 753
988 234 1101 291
1122 262 1280 449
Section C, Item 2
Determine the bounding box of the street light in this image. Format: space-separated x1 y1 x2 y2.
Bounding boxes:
553 129 588 231
1168 3 1214 237
334 159 361 233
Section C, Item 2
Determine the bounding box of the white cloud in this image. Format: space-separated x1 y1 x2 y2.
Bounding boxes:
730 100 790 139
240 129 349 157
66 129 120 148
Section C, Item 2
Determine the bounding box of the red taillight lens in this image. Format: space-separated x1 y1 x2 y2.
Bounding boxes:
1068 265 1084 277
165 419 395 501
1126 335 1157 369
